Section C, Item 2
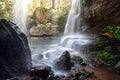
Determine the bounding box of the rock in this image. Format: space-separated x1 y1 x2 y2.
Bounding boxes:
29 23 59 36
80 69 94 79
54 75 61 80
45 49 61 60
63 78 70 80
71 55 83 66
72 77 79 80
0 19 32 79
5 77 19 80
53 51 71 71
81 62 87 66
115 61 120 73
84 0 120 31
48 75 54 80
30 66 51 80
46 23 52 27
32 53 43 61
74 72 81 78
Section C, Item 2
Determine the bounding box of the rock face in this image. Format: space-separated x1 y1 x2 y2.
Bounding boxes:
30 23 59 36
0 19 32 79
53 51 71 71
83 0 120 29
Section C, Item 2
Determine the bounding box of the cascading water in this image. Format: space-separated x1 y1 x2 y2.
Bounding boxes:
64 0 81 34
61 0 91 53
13 0 32 34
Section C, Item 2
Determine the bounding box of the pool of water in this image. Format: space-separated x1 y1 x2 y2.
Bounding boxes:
29 37 60 46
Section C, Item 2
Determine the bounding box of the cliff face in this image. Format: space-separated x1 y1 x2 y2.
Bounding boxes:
84 0 120 29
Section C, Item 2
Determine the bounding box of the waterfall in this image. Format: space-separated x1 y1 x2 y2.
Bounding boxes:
13 0 32 34
61 0 90 50
64 0 81 34
60 0 91 57
31 0 92 75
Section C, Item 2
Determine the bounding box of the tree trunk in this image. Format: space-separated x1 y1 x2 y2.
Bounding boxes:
52 0 55 9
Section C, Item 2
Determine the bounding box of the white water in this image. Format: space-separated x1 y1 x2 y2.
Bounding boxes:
64 0 81 34
13 0 32 34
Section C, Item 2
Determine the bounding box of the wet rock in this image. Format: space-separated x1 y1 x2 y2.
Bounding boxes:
84 0 120 31
71 55 83 66
63 78 70 80
32 53 43 60
80 69 94 79
45 49 61 60
37 54 43 60
81 62 87 66
48 75 54 80
72 68 94 80
6 77 19 80
115 61 120 73
53 51 71 71
59 75 66 79
30 66 51 80
0 19 32 79
74 72 81 78
54 75 61 80
72 77 79 80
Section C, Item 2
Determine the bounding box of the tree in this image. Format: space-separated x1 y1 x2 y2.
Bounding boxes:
52 0 55 9
0 0 13 19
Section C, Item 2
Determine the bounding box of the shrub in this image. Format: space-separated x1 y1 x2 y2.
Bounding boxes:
105 26 120 39
91 50 116 65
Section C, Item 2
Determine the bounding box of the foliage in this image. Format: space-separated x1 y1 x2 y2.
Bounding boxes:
91 48 116 65
28 0 71 32
82 0 87 7
91 36 119 66
33 7 52 24
114 27 120 39
93 37 110 48
105 26 120 39
55 0 71 16
0 0 71 32
0 0 13 19
54 0 70 32
58 13 68 32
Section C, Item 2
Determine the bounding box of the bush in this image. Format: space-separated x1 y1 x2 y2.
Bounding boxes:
91 37 118 66
105 26 120 39
91 50 116 65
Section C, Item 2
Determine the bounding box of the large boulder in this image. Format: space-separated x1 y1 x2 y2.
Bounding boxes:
53 51 71 71
83 0 120 30
0 19 32 79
